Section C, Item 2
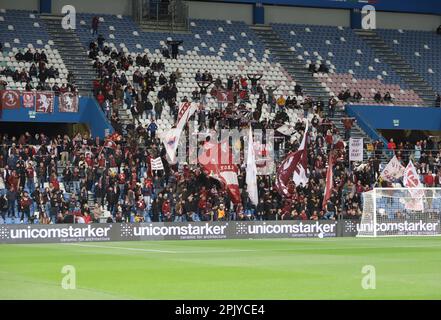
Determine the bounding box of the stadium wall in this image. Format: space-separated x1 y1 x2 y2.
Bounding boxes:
264 5 350 26
51 0 132 15
346 105 441 132
1 0 39 11
186 0 441 15
376 12 441 31
186 1 253 24
0 96 114 138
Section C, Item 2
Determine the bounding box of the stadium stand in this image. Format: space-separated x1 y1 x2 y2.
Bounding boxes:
0 9 71 92
271 23 425 106
374 28 440 103
1 4 441 226
70 14 310 136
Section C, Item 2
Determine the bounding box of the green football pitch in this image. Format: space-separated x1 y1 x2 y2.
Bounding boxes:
0 237 440 300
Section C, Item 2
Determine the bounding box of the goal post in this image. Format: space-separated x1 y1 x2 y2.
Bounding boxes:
358 188 441 237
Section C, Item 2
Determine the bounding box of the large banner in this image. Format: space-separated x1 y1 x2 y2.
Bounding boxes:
1 90 20 110
35 92 54 113
22 91 36 109
59 92 79 113
349 137 363 162
0 221 338 244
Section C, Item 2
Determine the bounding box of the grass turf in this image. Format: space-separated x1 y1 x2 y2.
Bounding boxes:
0 237 440 299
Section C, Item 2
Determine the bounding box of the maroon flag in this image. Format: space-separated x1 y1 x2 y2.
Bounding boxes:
59 92 79 113
322 151 335 210
36 92 54 113
198 140 241 204
216 89 234 104
275 123 309 198
22 91 36 109
1 90 20 109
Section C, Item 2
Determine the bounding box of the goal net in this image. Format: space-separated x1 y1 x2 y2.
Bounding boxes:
358 188 441 237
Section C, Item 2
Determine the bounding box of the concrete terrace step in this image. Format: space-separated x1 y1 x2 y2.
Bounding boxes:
355 29 437 104
251 24 375 143
41 14 96 93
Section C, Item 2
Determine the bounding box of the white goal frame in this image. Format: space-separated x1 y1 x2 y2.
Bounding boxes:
358 187 441 237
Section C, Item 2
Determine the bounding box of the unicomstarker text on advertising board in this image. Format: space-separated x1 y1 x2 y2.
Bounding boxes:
0 221 338 244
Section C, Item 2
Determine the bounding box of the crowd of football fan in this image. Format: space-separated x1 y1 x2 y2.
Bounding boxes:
0 48 78 93
1 33 441 224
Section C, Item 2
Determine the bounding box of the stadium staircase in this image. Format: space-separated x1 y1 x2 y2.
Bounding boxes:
251 25 374 146
250 25 328 103
355 29 437 106
118 107 134 128
40 15 97 95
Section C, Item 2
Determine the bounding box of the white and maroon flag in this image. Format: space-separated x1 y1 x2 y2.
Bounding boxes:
380 155 405 182
246 127 258 206
104 139 117 150
198 140 241 204
176 101 197 130
36 92 54 113
22 91 35 109
160 128 181 164
161 102 197 164
275 123 309 198
59 92 79 113
402 160 424 211
276 123 296 136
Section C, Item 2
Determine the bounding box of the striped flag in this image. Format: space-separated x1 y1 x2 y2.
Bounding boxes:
150 157 164 171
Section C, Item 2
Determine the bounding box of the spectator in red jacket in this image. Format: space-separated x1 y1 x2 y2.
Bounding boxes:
162 197 171 222
96 90 105 107
387 138 396 157
424 170 435 187
387 138 396 151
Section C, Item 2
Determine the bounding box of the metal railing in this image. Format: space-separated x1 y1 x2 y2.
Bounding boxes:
132 0 189 32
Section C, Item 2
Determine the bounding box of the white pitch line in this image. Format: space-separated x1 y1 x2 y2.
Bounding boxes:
66 243 177 253
67 243 259 254
65 242 441 255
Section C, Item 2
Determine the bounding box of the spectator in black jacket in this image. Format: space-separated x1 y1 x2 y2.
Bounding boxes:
0 194 8 221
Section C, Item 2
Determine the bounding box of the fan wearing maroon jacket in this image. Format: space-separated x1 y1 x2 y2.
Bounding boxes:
25 163 35 194
161 195 171 222
8 170 20 192
19 192 33 223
